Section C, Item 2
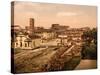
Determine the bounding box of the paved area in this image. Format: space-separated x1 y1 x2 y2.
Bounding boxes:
75 60 97 70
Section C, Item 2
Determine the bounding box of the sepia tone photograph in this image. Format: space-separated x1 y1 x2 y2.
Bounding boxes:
11 1 97 74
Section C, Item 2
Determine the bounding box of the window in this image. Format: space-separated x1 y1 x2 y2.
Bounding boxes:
16 43 18 47
27 42 30 47
25 43 27 47
20 42 22 47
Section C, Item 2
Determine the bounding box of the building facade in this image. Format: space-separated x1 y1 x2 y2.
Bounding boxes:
13 32 32 49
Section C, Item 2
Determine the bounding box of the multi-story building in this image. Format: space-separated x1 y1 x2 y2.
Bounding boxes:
51 24 69 31
34 29 56 41
13 31 42 49
13 31 32 49
66 28 84 41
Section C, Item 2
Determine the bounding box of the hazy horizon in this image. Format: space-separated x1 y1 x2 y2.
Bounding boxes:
13 1 97 29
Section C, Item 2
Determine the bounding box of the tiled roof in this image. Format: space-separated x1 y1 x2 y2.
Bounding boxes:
29 34 41 39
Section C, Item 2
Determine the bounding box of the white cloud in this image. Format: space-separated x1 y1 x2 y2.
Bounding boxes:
57 12 79 17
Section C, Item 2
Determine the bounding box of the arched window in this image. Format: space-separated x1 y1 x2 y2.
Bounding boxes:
25 43 27 47
20 42 22 47
16 43 18 47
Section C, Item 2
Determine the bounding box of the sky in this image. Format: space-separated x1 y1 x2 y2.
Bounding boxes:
13 1 97 29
